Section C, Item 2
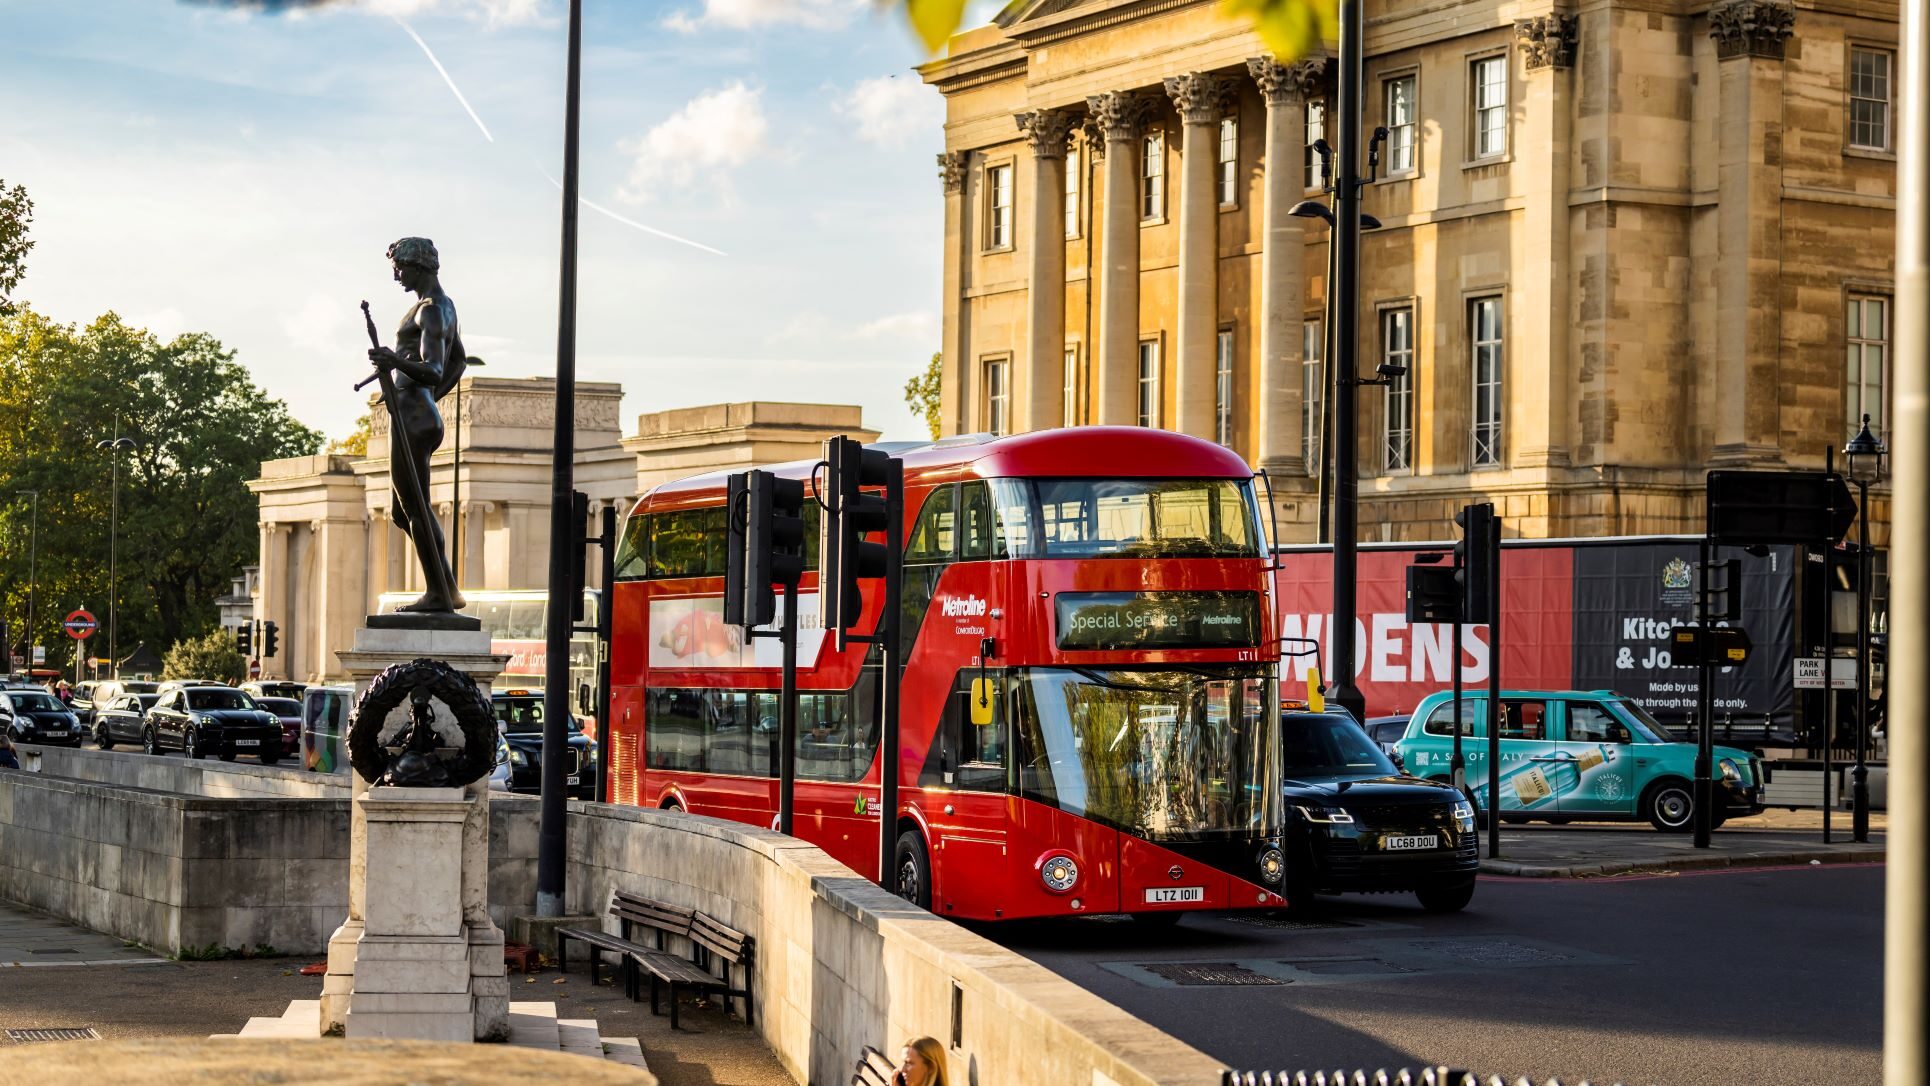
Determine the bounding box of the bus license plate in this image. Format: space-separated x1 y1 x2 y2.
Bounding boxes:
235 739 259 747
566 775 580 786
1383 834 1437 850
1143 887 1204 904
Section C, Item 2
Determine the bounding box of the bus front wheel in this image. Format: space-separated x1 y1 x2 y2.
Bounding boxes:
893 830 932 911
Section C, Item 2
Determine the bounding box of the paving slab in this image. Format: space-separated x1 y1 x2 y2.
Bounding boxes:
1478 823 1884 877
0 902 164 967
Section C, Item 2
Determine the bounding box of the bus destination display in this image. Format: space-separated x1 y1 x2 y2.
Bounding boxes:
1055 591 1260 650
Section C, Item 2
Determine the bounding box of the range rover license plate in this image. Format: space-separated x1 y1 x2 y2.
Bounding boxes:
1143 886 1204 904
235 739 259 747
1383 834 1438 850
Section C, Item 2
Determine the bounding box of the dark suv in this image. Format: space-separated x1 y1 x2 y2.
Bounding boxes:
1281 711 1480 913
0 690 84 746
143 684 285 762
493 689 596 798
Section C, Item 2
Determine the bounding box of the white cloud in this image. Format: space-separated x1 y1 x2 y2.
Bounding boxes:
619 83 769 202
282 294 356 358
836 75 942 149
130 307 190 341
661 0 862 33
853 311 938 343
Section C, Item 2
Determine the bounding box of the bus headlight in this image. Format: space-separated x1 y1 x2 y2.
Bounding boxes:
1257 846 1285 885
1040 854 1079 894
1719 758 1740 783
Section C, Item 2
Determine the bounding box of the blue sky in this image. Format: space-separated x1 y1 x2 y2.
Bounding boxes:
1 0 986 444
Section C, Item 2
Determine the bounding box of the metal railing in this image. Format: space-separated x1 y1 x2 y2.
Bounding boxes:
1223 1070 1624 1086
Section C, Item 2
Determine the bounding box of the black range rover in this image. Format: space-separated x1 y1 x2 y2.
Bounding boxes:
493 690 597 799
1282 711 1480 913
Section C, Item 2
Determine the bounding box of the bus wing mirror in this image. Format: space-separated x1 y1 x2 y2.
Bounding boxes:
969 678 996 728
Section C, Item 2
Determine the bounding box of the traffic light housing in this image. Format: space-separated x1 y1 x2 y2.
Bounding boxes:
723 470 807 628
1405 562 1461 623
236 622 253 657
819 436 894 647
569 489 590 623
1454 502 1497 625
262 620 280 659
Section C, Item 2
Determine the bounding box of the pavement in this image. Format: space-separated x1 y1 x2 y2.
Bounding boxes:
1477 807 1886 877
0 901 794 1086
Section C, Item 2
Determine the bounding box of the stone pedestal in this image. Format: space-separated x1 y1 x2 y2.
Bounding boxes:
322 623 510 1042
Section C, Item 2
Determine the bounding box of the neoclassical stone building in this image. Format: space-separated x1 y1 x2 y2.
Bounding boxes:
246 384 874 683
920 0 1898 542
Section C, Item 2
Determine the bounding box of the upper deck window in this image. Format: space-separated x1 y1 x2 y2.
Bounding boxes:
616 501 819 580
991 477 1262 559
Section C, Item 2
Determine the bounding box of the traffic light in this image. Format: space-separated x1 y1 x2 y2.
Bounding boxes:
262 620 280 659
723 470 807 628
236 622 253 657
819 436 895 648
1454 502 1497 625
1405 561 1461 623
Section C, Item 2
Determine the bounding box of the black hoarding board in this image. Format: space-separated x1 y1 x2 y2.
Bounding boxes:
1570 542 1795 729
1055 591 1260 651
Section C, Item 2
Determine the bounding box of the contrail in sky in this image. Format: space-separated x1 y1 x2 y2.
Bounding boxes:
535 165 729 257
392 16 493 143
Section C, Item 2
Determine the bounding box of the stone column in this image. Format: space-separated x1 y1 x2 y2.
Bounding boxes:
1249 58 1321 475
937 151 971 436
1513 16 1580 469
1088 91 1155 425
258 523 290 679
460 501 490 592
1165 72 1235 439
1709 0 1793 463
367 509 390 610
1018 109 1077 432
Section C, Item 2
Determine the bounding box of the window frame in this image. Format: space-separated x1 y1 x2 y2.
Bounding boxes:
1214 325 1236 446
1064 140 1082 239
1848 45 1895 154
1379 303 1417 474
1217 113 1240 208
983 158 1016 252
1141 130 1166 223
1382 70 1419 177
1301 317 1323 475
1846 291 1891 442
1467 51 1510 164
1062 343 1080 427
1303 98 1327 193
1136 336 1162 428
982 354 1012 436
1469 294 1504 469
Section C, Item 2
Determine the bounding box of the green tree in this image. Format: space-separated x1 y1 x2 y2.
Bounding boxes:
0 308 323 668
162 629 245 684
0 179 32 315
900 0 1332 58
904 351 942 440
329 412 372 456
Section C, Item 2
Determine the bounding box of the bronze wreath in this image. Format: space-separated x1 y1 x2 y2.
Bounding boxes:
348 658 498 788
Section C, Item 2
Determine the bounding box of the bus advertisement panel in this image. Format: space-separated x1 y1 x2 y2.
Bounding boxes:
607 428 1288 922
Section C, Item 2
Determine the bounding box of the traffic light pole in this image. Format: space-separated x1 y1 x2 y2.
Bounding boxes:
876 458 904 890
778 579 798 836
1694 530 1714 848
594 505 615 805
1449 596 1464 797
1485 513 1502 859
1326 0 1367 722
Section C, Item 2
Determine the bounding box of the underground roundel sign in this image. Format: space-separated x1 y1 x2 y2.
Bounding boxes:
63 610 98 640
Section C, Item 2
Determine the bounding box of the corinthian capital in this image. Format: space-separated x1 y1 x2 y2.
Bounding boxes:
937 151 968 194
1016 108 1078 158
1163 72 1234 125
1084 91 1156 143
1514 14 1579 70
1709 0 1794 60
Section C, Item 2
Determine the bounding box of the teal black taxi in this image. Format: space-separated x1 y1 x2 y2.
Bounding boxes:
1391 690 1767 832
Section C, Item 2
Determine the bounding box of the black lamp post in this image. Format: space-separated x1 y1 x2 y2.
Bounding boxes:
14 490 36 676
94 435 138 679
1844 413 1884 843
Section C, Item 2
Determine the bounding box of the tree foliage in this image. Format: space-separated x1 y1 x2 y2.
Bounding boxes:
329 413 372 457
898 0 1334 59
904 351 942 440
0 179 32 316
162 629 245 684
0 308 323 673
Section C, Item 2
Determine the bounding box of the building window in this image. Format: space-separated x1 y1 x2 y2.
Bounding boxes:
1848 294 1889 438
1470 296 1503 468
1218 115 1239 206
986 163 1013 249
985 358 1010 435
1850 47 1893 151
1304 99 1326 190
1471 56 1507 159
1215 327 1235 445
1385 75 1417 174
1063 347 1079 426
1064 143 1081 239
1381 308 1414 472
1302 319 1323 474
1137 339 1160 427
1142 133 1165 220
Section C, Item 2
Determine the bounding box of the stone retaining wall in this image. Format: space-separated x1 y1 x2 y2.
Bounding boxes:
566 803 1224 1086
20 744 350 799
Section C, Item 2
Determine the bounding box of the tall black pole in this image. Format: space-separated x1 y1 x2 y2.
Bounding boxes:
1854 476 1872 842
778 579 797 836
594 504 615 805
1316 190 1338 545
1823 447 1836 844
1694 528 1714 847
535 0 582 919
108 441 121 677
18 491 36 675
1449 603 1464 796
876 458 904 887
1485 514 1502 857
1326 0 1366 720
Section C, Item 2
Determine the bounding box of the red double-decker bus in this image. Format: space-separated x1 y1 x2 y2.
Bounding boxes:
604 427 1285 922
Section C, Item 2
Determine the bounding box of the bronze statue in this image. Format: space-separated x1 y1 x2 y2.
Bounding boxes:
358 237 470 616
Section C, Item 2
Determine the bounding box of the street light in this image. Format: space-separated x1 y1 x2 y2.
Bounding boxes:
13 491 36 676
1844 413 1885 843
94 435 138 680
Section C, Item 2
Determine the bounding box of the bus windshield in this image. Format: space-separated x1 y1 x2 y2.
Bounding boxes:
1013 665 1280 841
991 478 1262 559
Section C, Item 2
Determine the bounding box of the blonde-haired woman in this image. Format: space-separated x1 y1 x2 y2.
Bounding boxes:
892 1036 949 1086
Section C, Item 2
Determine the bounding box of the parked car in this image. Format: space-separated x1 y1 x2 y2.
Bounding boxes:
1363 714 1411 766
253 696 304 758
1392 689 1768 832
0 689 85 746
71 680 104 725
142 683 284 762
93 692 160 750
1280 710 1479 913
241 680 307 702
493 688 596 799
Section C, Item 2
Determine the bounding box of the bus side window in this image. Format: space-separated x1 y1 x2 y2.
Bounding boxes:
959 482 994 561
905 485 957 565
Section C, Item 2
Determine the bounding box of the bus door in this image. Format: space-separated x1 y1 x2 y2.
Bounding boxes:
922 669 1012 918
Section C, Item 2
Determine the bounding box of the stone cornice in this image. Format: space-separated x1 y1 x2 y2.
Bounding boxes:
1709 0 1795 59
1006 0 1212 48
1515 14 1579 69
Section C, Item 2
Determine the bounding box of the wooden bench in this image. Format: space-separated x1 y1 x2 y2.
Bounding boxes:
628 907 755 1031
851 1044 897 1086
